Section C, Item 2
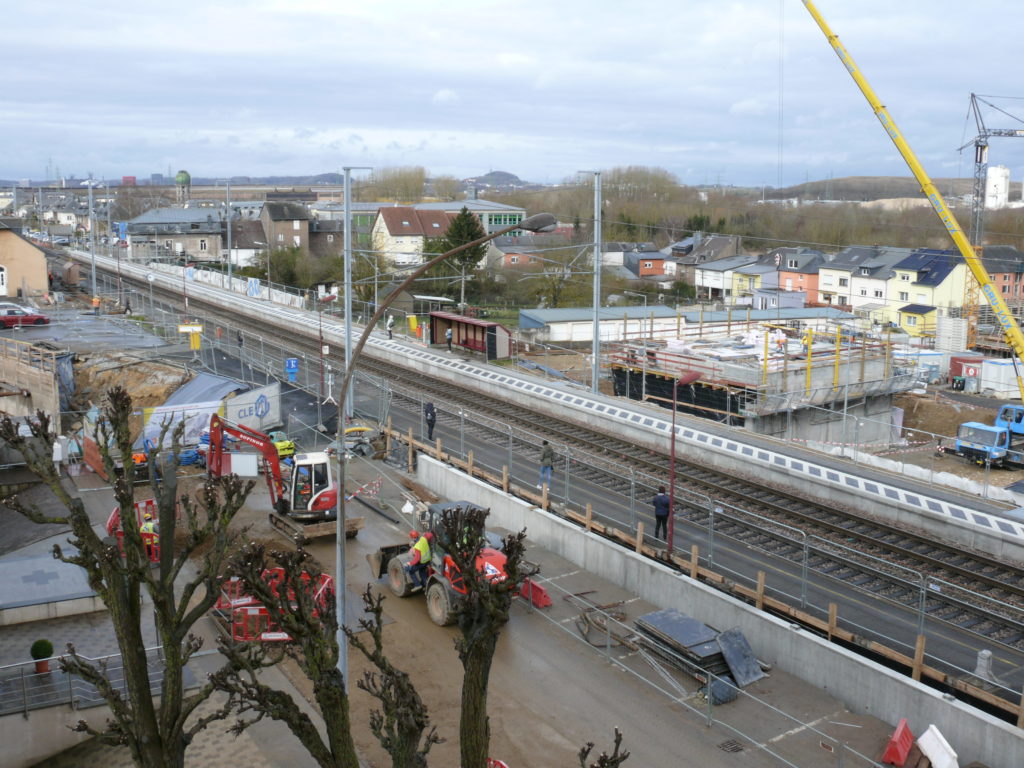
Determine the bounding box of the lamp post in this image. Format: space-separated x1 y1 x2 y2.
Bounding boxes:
331 211 556 688
318 293 337 431
87 175 97 299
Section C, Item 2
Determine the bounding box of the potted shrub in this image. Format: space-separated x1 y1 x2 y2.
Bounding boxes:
30 639 53 674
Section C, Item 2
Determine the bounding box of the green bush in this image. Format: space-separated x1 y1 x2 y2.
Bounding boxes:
30 639 53 660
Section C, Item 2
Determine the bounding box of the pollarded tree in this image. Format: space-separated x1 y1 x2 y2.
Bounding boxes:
435 505 534 768
578 728 630 767
209 544 439 768
0 387 252 768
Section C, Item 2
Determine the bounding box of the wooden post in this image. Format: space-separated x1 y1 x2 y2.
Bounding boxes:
585 503 593 531
467 450 474 477
912 634 926 682
406 427 414 473
502 465 509 493
690 545 699 579
635 522 645 553
756 571 766 611
386 416 393 451
1018 687 1024 730
828 603 838 641
542 483 548 509
434 438 442 460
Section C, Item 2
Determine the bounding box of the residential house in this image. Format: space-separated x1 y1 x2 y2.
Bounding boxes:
730 256 780 305
622 249 666 279
981 245 1024 302
0 225 48 297
126 207 225 262
693 253 758 301
371 207 455 266
816 245 909 316
310 220 344 259
485 233 574 269
673 234 743 287
750 288 807 311
601 242 660 268
260 202 311 255
890 249 964 337
772 247 825 299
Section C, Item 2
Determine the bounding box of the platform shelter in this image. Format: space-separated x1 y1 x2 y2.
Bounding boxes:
429 311 513 361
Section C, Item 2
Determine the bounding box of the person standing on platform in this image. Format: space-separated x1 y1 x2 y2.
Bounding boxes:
651 486 670 540
424 402 437 441
386 314 395 340
445 327 453 351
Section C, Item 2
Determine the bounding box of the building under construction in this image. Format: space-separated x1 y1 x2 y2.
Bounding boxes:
609 323 918 447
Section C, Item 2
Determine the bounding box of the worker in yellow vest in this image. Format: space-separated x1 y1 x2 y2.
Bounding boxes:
406 531 433 589
140 512 159 560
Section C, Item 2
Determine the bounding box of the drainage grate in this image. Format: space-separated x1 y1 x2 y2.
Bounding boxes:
717 739 744 753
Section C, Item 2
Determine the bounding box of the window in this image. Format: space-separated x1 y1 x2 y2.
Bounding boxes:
906 316 917 326
900 274 910 281
860 268 869 275
874 290 883 298
277 233 284 242
899 291 909 301
510 255 519 264
292 220 300 230
859 288 867 296
293 235 301 247
643 261 653 269
199 239 208 251
798 274 804 281
787 259 798 268
1003 285 1009 293
838 277 849 287
164 240 172 250
327 234 334 243
432 222 440 228
1005 274 1011 282
916 294 926 302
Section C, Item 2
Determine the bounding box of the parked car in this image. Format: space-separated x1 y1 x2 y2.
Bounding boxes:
0 307 50 327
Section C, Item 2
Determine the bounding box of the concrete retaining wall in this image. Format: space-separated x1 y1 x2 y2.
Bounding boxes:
418 456 1024 768
2 702 106 768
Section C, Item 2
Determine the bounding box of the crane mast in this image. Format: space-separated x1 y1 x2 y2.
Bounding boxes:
801 0 1024 402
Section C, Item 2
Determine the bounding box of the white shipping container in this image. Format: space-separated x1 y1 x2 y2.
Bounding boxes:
981 359 1021 400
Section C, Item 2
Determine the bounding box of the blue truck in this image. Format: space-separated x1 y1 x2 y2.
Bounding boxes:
953 404 1024 468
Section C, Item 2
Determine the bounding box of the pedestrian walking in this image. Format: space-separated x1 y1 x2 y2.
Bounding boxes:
406 531 433 590
386 314 395 340
538 439 555 488
445 327 453 351
651 486 670 540
424 402 437 441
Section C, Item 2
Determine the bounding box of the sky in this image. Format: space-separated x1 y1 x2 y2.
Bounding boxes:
4 0 1024 189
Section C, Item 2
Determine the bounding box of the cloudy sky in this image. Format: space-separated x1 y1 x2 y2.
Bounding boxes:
4 1 1024 188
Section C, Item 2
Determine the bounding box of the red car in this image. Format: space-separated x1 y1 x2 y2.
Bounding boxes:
0 306 50 328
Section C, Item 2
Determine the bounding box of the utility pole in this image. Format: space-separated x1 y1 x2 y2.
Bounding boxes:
225 180 233 289
88 174 96 299
584 171 602 393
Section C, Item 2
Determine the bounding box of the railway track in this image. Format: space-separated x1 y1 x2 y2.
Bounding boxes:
136 275 1024 663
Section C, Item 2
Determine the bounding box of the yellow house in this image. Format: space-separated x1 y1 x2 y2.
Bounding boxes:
0 227 48 298
886 251 965 337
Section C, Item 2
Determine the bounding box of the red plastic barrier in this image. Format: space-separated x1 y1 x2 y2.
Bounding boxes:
216 577 256 611
232 606 290 642
519 578 552 609
881 718 914 766
486 760 509 768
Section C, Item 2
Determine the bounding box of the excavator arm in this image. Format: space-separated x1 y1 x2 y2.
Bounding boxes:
207 414 285 503
802 1 1024 401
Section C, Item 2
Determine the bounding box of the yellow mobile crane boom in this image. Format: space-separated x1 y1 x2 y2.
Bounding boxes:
802 0 1024 402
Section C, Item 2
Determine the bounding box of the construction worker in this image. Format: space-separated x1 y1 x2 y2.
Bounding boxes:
140 512 159 561
406 531 433 589
91 295 101 315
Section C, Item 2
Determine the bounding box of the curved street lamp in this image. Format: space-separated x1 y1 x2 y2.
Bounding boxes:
332 211 557 686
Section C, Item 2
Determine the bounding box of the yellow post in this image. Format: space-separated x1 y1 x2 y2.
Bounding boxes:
762 326 770 387
690 545 699 579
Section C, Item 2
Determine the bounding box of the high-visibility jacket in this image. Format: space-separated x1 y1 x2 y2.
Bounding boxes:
140 521 159 543
411 535 431 565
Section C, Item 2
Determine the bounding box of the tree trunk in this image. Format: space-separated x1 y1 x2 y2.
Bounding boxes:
460 634 497 768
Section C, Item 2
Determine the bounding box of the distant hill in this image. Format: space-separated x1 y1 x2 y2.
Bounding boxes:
467 171 527 187
766 176 975 202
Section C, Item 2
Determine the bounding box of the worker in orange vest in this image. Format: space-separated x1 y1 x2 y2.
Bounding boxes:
91 295 101 315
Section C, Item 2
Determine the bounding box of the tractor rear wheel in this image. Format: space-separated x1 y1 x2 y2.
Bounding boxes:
387 556 414 597
426 581 455 626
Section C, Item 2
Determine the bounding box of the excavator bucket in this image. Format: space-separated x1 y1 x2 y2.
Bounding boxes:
519 577 552 609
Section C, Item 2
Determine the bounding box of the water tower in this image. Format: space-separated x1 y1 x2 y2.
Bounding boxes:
175 169 191 203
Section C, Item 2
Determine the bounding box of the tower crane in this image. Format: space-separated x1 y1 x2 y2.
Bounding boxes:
959 93 1024 246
